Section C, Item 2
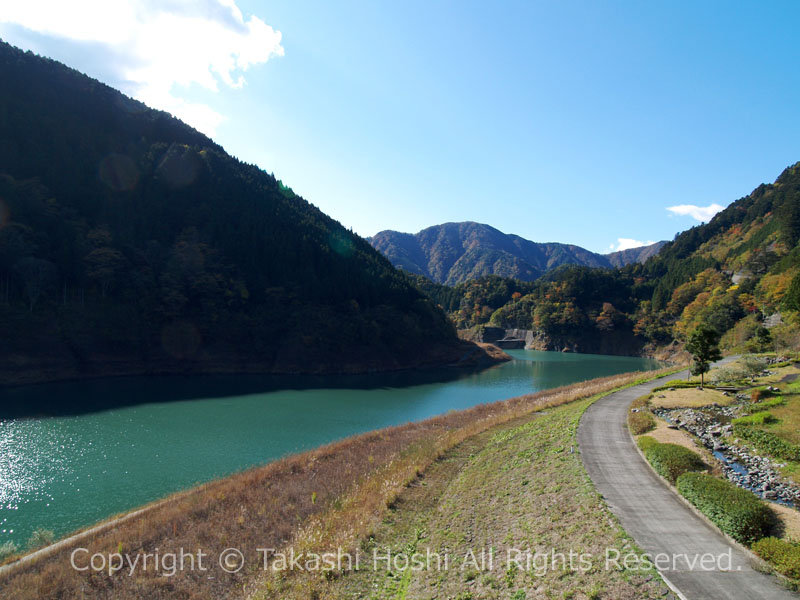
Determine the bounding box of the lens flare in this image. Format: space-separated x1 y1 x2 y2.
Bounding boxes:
157 145 200 189
329 231 355 258
98 154 139 192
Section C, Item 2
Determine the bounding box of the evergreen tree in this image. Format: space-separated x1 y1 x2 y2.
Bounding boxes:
783 272 800 312
685 324 723 388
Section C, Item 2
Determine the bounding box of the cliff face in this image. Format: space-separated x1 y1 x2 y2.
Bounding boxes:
460 326 647 357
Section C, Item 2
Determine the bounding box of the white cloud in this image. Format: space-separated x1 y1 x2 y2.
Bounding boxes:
0 0 284 136
611 238 656 252
666 203 725 223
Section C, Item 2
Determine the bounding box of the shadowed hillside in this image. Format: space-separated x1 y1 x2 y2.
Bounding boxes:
0 40 495 386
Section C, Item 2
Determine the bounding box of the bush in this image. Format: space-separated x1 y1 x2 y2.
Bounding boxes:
741 355 768 378
637 436 659 452
677 472 774 545
628 395 655 435
0 540 18 561
750 397 786 410
644 443 706 483
710 366 748 385
653 380 714 392
629 411 656 435
733 424 800 461
27 528 55 549
752 537 800 580
732 411 777 426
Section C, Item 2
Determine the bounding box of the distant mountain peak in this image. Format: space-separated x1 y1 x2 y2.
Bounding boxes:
605 241 668 268
368 222 665 285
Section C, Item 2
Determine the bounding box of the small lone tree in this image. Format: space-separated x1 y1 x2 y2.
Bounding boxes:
686 324 723 388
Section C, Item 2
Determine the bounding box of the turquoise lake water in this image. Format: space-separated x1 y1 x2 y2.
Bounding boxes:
0 350 661 547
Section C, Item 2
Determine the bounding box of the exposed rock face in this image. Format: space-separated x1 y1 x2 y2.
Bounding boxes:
459 326 646 356
764 312 783 329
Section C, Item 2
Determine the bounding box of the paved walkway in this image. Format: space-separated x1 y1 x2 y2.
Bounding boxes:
578 366 798 599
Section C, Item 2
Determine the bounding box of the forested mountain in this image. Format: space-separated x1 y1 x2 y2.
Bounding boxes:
369 222 663 285
411 165 800 356
0 40 493 385
605 241 667 268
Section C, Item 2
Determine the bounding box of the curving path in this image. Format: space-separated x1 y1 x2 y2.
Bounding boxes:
579 364 798 600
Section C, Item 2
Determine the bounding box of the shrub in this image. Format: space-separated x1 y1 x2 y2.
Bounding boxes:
733 424 800 461
644 443 705 483
750 397 786 410
752 537 800 580
741 355 768 378
732 411 777 426
637 436 659 452
0 540 18 561
710 366 747 385
653 380 714 392
629 411 656 435
676 472 774 545
27 528 55 549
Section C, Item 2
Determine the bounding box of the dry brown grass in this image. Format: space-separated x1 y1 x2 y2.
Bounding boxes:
650 387 735 409
0 367 675 600
628 394 656 434
772 504 800 542
646 418 700 452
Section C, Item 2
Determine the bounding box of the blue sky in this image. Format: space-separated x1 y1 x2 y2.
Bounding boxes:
1 1 798 253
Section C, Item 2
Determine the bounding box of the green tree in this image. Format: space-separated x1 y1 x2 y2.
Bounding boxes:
685 324 723 388
84 247 126 298
779 193 800 249
783 272 800 312
754 326 773 352
14 257 56 311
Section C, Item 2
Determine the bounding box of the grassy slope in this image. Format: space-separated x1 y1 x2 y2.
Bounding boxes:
0 370 673 600
255 391 673 599
730 359 800 485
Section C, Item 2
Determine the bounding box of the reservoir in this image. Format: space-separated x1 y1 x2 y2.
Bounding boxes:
0 350 661 547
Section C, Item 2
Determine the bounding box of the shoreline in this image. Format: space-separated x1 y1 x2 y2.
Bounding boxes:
0 367 673 598
0 341 511 392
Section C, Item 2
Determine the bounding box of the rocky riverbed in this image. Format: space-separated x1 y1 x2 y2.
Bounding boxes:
653 402 800 507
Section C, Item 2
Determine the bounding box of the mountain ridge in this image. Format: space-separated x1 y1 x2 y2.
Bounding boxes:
0 40 502 386
369 221 664 285
415 162 800 356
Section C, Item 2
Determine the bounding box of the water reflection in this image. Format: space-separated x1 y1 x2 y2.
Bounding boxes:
0 350 662 546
